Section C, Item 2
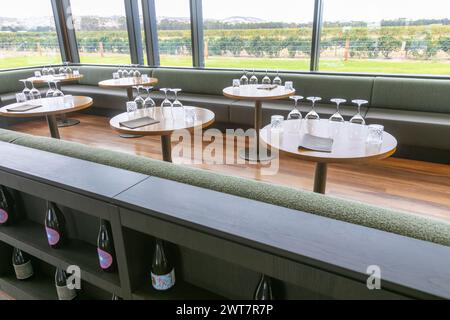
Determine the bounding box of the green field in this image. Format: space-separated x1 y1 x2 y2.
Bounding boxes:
1 54 449 75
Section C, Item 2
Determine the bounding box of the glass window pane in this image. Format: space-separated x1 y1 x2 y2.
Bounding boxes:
319 0 450 75
0 0 61 70
71 0 131 64
203 0 314 71
154 0 193 67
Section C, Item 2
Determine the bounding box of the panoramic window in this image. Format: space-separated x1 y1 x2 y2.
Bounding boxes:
154 0 193 67
0 0 61 70
70 0 131 64
319 0 450 75
202 0 314 71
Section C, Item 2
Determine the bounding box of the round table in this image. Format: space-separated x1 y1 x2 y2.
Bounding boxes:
260 119 398 194
98 77 159 101
0 96 93 140
110 107 215 162
27 74 85 127
223 84 295 162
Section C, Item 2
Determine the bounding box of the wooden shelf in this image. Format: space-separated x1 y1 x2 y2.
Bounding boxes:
0 274 57 300
0 220 121 295
132 281 225 300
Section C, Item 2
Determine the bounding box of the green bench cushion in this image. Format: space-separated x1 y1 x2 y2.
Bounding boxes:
0 68 44 94
0 128 449 247
372 77 450 114
152 68 242 96
78 66 154 87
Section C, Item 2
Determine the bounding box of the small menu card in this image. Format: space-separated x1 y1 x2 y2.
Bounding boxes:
119 116 159 129
7 104 43 112
299 134 334 153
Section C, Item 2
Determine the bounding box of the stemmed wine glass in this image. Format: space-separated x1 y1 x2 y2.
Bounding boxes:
133 86 145 110
19 80 32 100
118 65 124 78
52 81 64 98
42 66 49 76
46 81 55 98
350 99 368 125
123 65 131 78
48 67 55 76
249 69 258 85
273 70 282 86
262 70 271 85
240 70 249 85
143 87 156 115
133 65 141 78
306 97 322 120
170 89 183 109
329 98 346 123
30 81 41 100
288 96 303 120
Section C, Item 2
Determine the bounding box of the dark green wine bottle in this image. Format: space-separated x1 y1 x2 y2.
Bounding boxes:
12 248 34 281
254 274 274 300
0 186 16 226
151 239 176 291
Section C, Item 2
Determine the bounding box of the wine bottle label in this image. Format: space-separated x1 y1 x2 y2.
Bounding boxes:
151 269 176 291
46 227 61 246
97 248 113 270
56 285 77 301
13 261 34 280
0 208 8 224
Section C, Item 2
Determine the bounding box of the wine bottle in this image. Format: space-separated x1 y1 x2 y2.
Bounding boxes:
151 239 176 291
55 268 77 300
97 219 116 273
0 186 16 226
45 201 65 249
12 248 34 280
112 294 122 300
254 274 274 300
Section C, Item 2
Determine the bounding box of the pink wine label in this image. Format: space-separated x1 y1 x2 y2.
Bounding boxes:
0 208 8 224
46 227 61 246
151 269 176 291
97 248 113 269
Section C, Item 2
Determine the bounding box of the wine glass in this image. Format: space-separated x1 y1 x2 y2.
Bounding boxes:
171 89 183 109
160 88 173 109
240 70 249 86
117 65 124 78
273 70 282 86
48 67 55 76
42 66 49 76
288 96 303 120
52 81 64 98
59 63 66 75
330 98 346 123
350 99 368 125
123 65 131 78
30 81 41 100
249 69 258 85
19 80 32 100
133 86 145 110
262 70 271 85
143 87 156 115
306 97 321 120
66 62 73 75
46 81 55 98
133 65 141 78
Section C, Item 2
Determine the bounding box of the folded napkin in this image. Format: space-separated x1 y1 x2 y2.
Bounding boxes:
7 104 43 112
119 116 159 129
257 84 278 90
299 134 334 153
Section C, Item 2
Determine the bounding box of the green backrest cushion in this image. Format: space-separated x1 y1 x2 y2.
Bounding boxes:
152 68 242 95
287 74 375 104
0 128 449 247
0 68 44 94
372 77 450 114
78 66 155 86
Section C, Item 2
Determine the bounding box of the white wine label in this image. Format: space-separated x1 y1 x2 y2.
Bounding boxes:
56 285 77 300
151 269 176 291
46 227 61 246
0 208 8 224
13 261 34 280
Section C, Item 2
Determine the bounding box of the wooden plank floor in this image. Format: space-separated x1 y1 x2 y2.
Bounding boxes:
7 113 450 222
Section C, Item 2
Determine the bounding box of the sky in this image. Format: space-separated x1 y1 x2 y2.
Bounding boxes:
1 0 449 22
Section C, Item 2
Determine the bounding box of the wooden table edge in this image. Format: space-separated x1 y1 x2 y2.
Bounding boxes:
0 96 94 118
98 78 159 89
223 87 296 101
